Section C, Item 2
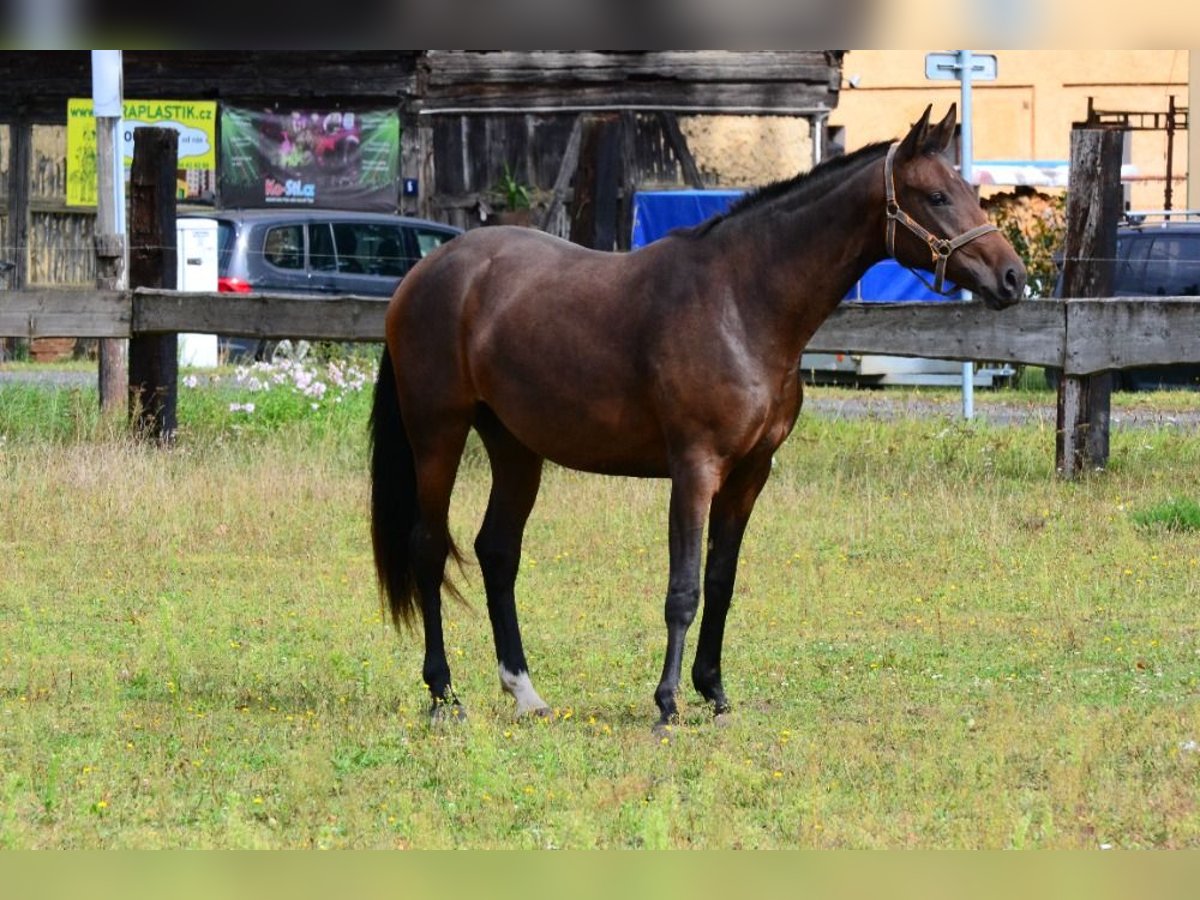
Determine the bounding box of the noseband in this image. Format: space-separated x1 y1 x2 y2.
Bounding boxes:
884 141 998 295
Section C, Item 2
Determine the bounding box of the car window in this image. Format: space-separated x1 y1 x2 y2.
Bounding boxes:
263 225 304 270
1143 235 1200 296
332 222 406 277
373 229 405 277
309 223 337 272
332 223 367 274
216 220 237 275
1115 235 1152 294
415 228 454 259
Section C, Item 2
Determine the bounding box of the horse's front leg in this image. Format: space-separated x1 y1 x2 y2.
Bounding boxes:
654 461 722 732
691 453 773 719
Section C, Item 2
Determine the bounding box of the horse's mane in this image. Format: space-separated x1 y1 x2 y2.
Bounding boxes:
670 140 892 239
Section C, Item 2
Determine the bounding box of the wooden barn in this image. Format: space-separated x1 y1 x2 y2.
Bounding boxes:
0 50 843 304
413 51 845 246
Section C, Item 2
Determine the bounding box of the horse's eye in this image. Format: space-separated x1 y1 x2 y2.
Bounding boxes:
928 192 949 207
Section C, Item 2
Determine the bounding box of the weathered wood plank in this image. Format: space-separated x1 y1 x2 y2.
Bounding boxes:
539 115 584 232
127 127 179 442
1064 297 1200 374
0 52 420 122
0 288 129 338
658 112 705 189
13 290 1200 376
423 51 835 86
808 301 1066 369
418 83 836 112
1056 127 1123 477
131 290 389 342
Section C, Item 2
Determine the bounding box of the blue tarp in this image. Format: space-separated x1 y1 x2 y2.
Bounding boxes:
630 189 744 250
630 189 954 302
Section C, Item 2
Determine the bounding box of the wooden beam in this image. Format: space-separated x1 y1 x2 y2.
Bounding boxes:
1 117 30 362
1064 298 1200 374
7 118 30 290
808 300 1066 369
423 52 836 86
11 290 1200 382
130 290 389 342
417 84 836 112
127 128 179 443
1055 128 1124 478
0 52 420 121
657 112 705 189
592 116 622 252
0 288 129 338
539 115 584 233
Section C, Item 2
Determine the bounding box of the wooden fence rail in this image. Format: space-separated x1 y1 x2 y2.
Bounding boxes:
4 289 1200 474
4 289 1200 377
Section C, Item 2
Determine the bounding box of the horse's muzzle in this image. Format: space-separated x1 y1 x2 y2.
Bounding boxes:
977 263 1026 309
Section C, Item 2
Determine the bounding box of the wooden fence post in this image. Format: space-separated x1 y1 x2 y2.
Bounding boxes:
1056 127 1124 478
127 128 179 443
2 119 30 362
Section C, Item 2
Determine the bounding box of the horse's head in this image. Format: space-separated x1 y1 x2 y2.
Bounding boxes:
887 105 1026 309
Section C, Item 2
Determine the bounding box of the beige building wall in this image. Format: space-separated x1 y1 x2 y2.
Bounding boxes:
831 50 1190 210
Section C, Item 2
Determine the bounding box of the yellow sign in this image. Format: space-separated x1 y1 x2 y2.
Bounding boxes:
67 98 218 207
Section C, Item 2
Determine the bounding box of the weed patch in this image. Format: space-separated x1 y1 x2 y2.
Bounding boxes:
1131 497 1200 532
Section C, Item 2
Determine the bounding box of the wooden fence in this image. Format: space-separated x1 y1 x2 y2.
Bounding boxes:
3 288 1197 376
3 287 1200 474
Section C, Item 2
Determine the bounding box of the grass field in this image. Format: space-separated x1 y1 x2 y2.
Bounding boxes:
4 362 1200 848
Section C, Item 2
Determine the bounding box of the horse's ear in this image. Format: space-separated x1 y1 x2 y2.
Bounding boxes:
897 104 933 159
925 104 958 156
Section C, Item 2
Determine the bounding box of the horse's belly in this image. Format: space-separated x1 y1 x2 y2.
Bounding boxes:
487 397 670 478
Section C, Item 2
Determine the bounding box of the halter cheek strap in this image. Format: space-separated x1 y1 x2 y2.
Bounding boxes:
884 141 999 295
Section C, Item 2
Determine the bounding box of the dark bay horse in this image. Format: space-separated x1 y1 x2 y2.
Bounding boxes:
371 105 1026 729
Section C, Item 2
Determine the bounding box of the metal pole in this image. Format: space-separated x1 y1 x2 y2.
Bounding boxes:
958 49 975 420
92 50 127 414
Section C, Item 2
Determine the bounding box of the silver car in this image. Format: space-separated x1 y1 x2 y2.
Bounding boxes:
182 209 461 359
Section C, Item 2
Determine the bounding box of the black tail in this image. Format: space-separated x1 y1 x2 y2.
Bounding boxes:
370 347 420 630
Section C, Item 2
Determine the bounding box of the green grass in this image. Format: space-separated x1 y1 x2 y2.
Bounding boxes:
1131 497 1200 533
4 368 1200 847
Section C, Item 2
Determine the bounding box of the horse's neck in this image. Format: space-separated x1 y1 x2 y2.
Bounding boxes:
719 163 888 358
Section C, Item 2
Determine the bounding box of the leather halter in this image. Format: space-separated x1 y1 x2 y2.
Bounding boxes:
884 141 999 295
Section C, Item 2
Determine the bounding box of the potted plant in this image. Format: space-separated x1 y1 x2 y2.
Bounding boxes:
491 164 534 226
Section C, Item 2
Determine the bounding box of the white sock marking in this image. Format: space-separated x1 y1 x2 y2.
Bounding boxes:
499 664 549 715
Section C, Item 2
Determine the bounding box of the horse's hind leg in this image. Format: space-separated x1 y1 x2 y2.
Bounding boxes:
410 415 473 722
474 408 550 718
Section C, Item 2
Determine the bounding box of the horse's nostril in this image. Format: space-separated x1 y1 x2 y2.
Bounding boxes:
1003 266 1023 296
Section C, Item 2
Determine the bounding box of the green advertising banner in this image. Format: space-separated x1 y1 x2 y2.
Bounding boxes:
220 106 400 210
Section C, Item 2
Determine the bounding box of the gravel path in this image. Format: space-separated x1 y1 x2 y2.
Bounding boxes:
4 367 1200 431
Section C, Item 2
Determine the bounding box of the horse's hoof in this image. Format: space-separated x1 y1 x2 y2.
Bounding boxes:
516 704 553 720
712 700 732 727
429 700 467 725
651 717 678 742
